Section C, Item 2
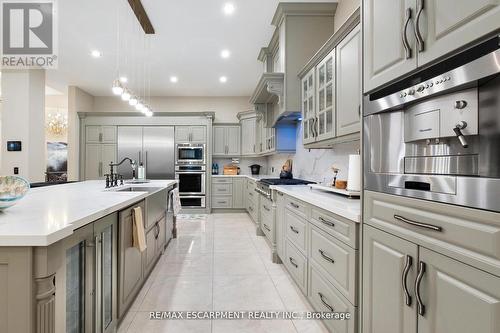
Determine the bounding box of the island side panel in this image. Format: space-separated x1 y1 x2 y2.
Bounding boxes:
0 247 34 333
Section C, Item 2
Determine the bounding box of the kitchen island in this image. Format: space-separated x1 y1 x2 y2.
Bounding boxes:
0 180 177 333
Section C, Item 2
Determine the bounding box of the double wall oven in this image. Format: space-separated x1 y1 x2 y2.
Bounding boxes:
175 143 207 208
364 35 500 212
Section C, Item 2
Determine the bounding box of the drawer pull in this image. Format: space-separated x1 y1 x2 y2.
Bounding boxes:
402 255 413 307
318 292 334 312
318 216 335 227
318 249 335 264
263 224 271 232
263 205 271 212
290 202 300 209
277 192 284 196
415 261 426 316
394 214 442 232
289 257 298 268
290 226 299 234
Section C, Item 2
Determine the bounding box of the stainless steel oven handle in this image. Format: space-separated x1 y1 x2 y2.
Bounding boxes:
402 255 413 307
394 214 442 232
415 261 426 316
402 7 413 59
415 0 425 52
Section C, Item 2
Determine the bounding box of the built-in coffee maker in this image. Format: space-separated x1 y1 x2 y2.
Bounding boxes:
364 35 500 212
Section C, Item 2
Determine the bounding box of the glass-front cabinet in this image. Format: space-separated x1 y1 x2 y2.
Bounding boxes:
64 213 117 333
302 68 316 145
316 48 335 142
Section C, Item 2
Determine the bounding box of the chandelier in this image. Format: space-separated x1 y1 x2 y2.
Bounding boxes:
46 112 68 136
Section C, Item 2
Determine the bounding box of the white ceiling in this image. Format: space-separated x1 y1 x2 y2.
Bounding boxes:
47 0 335 97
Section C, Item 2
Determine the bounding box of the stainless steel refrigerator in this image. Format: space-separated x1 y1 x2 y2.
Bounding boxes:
116 126 175 180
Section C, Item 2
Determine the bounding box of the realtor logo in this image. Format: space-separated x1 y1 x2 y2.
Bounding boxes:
1 0 58 68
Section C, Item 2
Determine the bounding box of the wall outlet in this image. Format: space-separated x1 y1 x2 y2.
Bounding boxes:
13 167 19 175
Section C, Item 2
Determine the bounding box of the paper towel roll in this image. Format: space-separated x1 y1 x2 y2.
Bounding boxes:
347 154 361 192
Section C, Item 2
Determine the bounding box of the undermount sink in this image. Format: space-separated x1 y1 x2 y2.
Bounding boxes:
114 187 161 193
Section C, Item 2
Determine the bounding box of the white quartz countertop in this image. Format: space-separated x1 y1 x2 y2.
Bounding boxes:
0 180 177 247
211 174 275 181
271 185 361 223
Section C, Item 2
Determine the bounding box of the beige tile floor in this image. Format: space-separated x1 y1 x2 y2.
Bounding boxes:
118 213 329 333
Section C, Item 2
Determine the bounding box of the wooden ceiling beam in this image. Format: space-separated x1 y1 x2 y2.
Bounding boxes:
127 0 155 34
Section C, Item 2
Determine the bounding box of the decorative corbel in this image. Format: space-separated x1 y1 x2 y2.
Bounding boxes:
266 80 284 107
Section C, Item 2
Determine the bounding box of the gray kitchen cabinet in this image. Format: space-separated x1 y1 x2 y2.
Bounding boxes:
93 213 118 333
275 191 285 260
363 0 418 93
302 68 316 145
213 125 241 156
316 48 336 142
418 247 500 333
85 143 117 180
363 224 418 333
363 0 500 93
240 117 257 155
211 177 246 209
118 201 145 318
417 0 500 68
232 178 245 209
143 227 158 276
175 126 206 143
336 25 361 137
86 126 117 144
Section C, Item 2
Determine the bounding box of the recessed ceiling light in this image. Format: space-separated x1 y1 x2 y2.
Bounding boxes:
223 3 235 15
91 50 102 58
219 76 228 83
221 49 231 59
170 76 178 83
119 76 128 83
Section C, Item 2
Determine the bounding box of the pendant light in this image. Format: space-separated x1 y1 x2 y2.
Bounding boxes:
112 79 123 95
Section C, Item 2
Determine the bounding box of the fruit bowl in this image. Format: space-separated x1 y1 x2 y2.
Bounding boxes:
0 176 30 210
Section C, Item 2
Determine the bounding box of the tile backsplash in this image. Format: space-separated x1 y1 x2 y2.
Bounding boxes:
267 124 360 184
213 123 360 183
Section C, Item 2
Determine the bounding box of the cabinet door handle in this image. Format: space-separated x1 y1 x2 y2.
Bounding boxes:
318 249 335 264
277 191 284 197
249 206 253 212
318 216 335 228
99 132 103 142
290 202 300 209
290 225 299 234
263 205 270 212
289 257 298 268
402 8 413 59
415 0 425 52
318 292 334 312
263 223 271 232
415 261 426 316
394 214 442 232
402 255 413 306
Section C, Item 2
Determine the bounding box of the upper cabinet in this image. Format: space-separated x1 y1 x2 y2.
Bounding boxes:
86 126 117 144
250 3 337 127
363 0 500 93
213 125 241 157
238 111 258 156
299 11 361 148
336 25 362 136
175 126 206 143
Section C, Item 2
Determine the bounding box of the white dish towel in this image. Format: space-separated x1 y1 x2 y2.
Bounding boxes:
169 187 182 216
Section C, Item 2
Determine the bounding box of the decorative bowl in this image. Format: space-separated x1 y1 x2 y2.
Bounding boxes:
0 176 30 210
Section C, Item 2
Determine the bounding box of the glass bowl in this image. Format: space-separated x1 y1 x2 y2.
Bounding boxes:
0 176 30 210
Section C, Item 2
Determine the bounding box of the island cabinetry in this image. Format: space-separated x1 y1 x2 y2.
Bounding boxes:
117 201 145 318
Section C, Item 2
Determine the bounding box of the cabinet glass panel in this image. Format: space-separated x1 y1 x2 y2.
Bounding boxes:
308 97 314 116
319 90 325 111
303 81 307 98
326 84 333 108
319 66 325 86
326 58 333 82
319 113 326 135
66 243 85 333
102 225 113 329
304 120 309 139
308 75 313 88
326 110 333 133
